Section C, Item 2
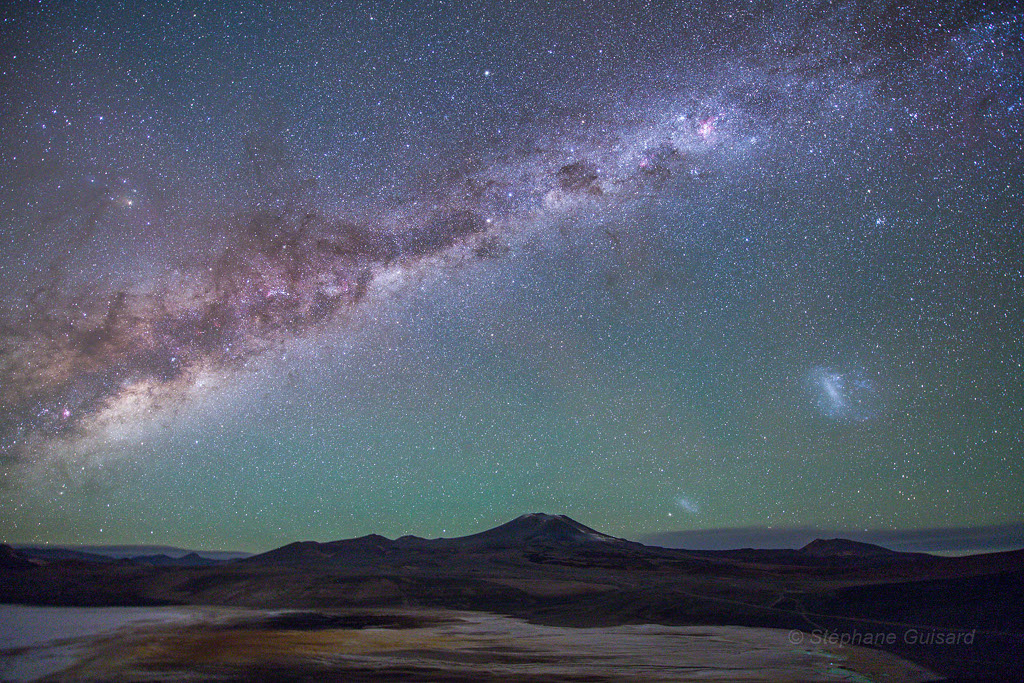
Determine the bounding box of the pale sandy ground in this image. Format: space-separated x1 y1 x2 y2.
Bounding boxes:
0 605 940 682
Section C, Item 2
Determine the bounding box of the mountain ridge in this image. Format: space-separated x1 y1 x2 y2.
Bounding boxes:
245 513 636 567
800 537 900 557
239 513 958 570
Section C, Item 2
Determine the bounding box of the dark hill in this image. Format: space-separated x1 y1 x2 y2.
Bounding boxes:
327 534 394 551
16 547 118 564
129 552 221 567
801 538 899 557
0 544 35 569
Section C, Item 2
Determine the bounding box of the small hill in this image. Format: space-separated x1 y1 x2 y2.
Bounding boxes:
0 544 35 569
129 552 221 567
15 547 118 564
801 538 898 557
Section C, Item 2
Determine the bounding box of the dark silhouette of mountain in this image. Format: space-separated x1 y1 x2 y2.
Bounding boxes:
250 534 399 567
0 543 35 569
129 552 221 567
682 541 940 570
15 546 228 566
13 544 251 561
240 513 1017 575
16 546 119 564
245 514 633 568
801 538 899 557
438 513 628 549
643 522 1024 554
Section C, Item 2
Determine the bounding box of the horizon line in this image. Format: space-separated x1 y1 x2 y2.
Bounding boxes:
6 517 1024 557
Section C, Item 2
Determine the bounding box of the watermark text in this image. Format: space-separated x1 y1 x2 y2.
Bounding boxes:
788 628 976 647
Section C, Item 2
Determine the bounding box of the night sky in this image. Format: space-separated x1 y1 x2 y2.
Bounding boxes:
1 1 1021 553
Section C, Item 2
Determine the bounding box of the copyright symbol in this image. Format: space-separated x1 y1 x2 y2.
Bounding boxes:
788 630 804 644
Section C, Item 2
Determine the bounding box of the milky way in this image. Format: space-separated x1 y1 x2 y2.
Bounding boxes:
1 204 485 457
0 93 750 464
1 1 1021 550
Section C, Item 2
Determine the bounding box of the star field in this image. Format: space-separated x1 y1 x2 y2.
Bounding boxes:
0 0 1022 552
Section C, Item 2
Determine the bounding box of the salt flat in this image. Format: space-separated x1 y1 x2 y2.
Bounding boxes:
0 605 937 682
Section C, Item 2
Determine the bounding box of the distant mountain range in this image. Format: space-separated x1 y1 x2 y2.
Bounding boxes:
11 544 251 562
13 516 1023 560
11 546 230 567
643 521 1024 554
7 513 1020 570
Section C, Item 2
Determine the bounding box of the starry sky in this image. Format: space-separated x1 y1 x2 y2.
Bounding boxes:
1 0 1022 553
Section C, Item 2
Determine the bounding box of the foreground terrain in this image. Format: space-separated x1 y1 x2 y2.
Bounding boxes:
2 514 1022 681
1 604 939 682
